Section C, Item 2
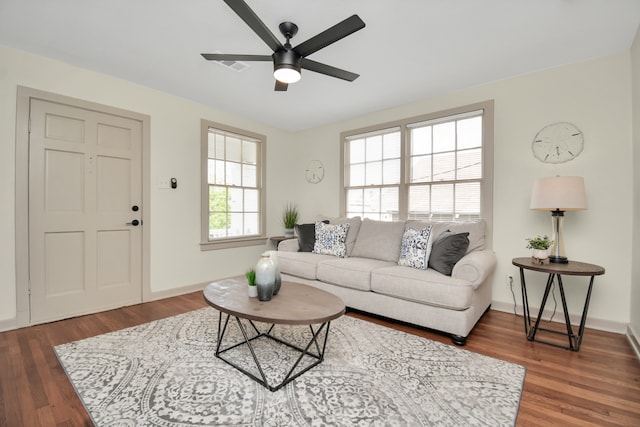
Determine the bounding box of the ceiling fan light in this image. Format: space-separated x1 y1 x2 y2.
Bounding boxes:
274 65 301 84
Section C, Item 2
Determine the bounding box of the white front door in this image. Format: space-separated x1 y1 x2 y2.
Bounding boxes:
28 98 143 324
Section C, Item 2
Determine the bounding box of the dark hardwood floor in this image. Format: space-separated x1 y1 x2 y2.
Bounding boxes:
1 291 638 426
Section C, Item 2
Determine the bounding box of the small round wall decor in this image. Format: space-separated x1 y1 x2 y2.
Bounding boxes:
532 122 584 164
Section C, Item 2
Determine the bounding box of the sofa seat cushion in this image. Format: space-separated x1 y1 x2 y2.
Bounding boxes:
277 251 336 280
317 257 396 291
371 265 473 310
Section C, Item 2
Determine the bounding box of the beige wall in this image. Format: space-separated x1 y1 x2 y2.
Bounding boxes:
0 42 636 334
294 52 634 331
630 27 640 342
0 45 294 326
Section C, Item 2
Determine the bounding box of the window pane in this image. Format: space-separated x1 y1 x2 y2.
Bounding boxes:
214 160 225 185
432 152 455 181
383 159 401 184
244 212 259 235
350 163 365 187
363 188 380 215
431 184 454 217
244 189 258 212
207 159 216 184
243 140 257 164
433 122 455 153
411 126 432 155
209 213 227 239
227 162 242 186
381 187 399 221
347 189 363 215
209 186 227 211
456 182 480 215
243 163 257 187
366 135 382 161
457 148 482 180
365 161 383 185
457 116 482 149
383 132 401 158
226 137 241 162
411 155 431 183
214 133 225 159
408 185 430 218
229 187 243 211
228 212 243 236
350 139 365 164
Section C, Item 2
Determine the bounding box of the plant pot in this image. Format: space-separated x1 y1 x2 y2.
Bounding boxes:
284 228 294 238
532 249 549 259
248 285 258 298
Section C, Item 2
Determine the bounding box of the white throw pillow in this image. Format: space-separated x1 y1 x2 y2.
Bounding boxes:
313 221 351 258
398 225 433 270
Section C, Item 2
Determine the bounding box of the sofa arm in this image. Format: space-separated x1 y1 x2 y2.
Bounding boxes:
451 249 497 288
278 238 300 252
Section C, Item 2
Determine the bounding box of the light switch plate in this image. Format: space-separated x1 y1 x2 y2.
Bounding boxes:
158 177 171 189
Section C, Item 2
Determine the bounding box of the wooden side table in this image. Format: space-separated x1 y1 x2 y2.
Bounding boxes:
512 257 605 351
269 235 295 249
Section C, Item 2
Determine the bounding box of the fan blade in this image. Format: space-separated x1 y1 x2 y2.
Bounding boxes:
301 58 359 82
223 0 283 52
294 15 365 58
275 80 288 91
201 53 272 62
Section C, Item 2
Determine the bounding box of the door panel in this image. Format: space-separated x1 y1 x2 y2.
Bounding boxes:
29 99 143 324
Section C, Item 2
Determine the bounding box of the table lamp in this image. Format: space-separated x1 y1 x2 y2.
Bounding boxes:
529 176 587 263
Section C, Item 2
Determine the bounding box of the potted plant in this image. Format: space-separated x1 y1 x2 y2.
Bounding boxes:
526 235 553 261
246 268 257 297
282 203 298 238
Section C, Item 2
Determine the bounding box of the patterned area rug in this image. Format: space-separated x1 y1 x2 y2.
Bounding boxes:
54 308 525 426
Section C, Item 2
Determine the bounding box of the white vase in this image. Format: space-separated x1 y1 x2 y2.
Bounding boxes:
255 254 275 301
284 228 294 238
269 251 282 295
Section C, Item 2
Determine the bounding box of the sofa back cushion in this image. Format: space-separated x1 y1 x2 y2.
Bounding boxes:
350 219 406 262
406 219 487 253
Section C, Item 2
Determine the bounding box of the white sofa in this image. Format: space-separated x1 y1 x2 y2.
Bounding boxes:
276 217 496 345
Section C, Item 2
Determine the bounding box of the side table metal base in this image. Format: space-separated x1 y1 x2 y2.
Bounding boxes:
215 312 331 392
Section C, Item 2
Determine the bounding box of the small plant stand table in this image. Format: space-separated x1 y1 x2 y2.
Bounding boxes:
203 278 345 391
512 257 605 351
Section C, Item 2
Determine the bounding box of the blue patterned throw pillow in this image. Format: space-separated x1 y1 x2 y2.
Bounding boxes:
313 221 351 258
398 225 433 270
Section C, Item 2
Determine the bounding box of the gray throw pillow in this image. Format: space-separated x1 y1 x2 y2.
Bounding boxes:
295 221 328 252
428 232 470 276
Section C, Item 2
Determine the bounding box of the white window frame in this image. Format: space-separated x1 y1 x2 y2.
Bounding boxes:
340 101 494 247
200 119 267 250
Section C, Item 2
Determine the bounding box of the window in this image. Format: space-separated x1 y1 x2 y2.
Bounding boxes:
201 120 266 250
342 101 493 229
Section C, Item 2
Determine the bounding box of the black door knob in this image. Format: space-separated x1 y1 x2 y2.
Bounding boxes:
132 205 139 212
126 219 140 226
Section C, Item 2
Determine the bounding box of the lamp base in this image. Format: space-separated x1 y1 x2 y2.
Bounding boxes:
549 255 568 264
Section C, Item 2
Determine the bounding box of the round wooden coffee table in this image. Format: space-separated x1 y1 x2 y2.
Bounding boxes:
203 277 345 391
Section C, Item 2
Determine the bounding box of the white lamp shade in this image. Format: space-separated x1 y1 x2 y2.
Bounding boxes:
530 176 587 211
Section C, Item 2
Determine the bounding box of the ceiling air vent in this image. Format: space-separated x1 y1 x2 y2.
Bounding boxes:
212 52 249 72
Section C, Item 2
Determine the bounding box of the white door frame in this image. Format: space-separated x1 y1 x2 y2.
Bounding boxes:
14 86 151 328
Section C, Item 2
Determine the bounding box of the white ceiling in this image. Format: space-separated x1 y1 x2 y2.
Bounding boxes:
1 0 639 131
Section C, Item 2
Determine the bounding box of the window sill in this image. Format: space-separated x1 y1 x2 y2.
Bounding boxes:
200 236 268 251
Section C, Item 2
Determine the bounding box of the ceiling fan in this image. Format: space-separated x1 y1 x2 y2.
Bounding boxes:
201 0 365 91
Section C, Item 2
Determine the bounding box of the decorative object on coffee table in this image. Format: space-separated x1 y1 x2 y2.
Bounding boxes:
282 203 298 238
246 268 258 297
268 252 282 295
526 235 552 264
255 253 275 301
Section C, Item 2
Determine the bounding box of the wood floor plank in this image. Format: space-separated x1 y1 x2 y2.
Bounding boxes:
0 290 638 426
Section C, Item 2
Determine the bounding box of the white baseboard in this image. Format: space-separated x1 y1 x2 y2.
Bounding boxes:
146 282 210 302
626 324 640 360
491 300 628 334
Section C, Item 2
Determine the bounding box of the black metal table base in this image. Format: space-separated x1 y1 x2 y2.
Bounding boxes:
519 270 595 351
215 312 331 392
